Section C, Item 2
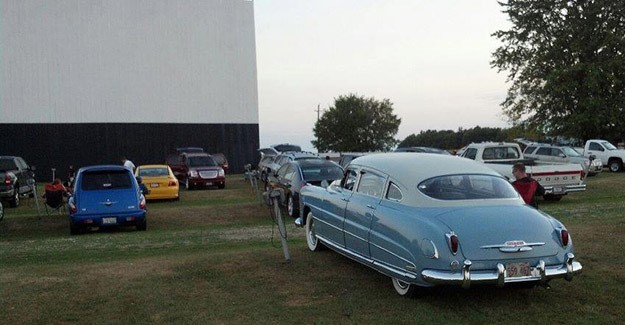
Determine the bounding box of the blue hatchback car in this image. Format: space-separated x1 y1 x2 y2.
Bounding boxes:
68 165 147 235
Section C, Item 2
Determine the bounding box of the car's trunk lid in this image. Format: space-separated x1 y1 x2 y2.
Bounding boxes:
435 205 560 261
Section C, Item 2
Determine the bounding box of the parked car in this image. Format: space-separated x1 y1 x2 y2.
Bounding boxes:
68 165 147 234
296 153 582 296
211 153 229 174
394 147 451 155
176 147 204 154
0 156 36 207
166 152 226 190
258 155 276 181
266 159 343 218
264 151 319 182
460 142 586 201
135 165 179 200
582 139 625 172
523 143 602 176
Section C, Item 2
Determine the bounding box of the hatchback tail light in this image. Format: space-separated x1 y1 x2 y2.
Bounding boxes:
168 180 177 187
69 202 77 214
139 196 146 210
3 175 11 186
559 228 569 247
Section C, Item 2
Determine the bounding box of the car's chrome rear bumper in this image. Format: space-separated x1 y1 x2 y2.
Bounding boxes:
544 184 586 195
421 253 582 288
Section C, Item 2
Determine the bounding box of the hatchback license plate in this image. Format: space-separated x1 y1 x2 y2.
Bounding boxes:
506 262 531 278
102 217 117 225
150 183 159 188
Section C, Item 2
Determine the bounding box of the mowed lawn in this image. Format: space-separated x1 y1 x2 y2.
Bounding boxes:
1 172 624 324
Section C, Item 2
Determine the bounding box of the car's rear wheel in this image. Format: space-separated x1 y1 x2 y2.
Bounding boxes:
287 195 298 218
543 194 563 201
392 278 418 298
9 186 19 208
136 219 147 231
70 222 81 235
185 178 193 190
305 212 323 251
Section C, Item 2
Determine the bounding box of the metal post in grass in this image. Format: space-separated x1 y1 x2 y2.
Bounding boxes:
264 188 290 262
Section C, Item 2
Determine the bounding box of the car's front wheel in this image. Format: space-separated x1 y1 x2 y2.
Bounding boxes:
392 278 418 298
305 212 323 251
608 159 623 172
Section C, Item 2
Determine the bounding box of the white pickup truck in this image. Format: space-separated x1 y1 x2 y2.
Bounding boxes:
460 142 586 201
582 139 625 172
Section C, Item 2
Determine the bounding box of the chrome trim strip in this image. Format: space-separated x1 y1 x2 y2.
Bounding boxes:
314 216 343 233
369 241 416 267
316 235 417 280
543 184 586 194
480 242 545 249
343 229 368 243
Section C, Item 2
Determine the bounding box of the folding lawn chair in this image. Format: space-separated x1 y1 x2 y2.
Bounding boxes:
44 183 66 215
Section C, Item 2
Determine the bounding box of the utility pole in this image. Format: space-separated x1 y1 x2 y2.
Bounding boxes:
315 104 321 121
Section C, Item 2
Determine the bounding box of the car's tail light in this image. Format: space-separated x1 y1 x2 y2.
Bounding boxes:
559 228 569 247
3 175 11 186
168 179 177 187
139 195 146 210
447 232 459 255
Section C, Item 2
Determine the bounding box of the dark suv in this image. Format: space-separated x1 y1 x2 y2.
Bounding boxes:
166 152 225 190
1 156 36 207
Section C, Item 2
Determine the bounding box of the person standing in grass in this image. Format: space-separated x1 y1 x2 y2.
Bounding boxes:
511 162 544 208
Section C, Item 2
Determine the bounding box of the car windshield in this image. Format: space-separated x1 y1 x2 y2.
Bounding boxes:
188 156 217 167
301 165 344 182
418 174 519 200
81 170 132 191
562 147 583 157
138 167 169 177
0 158 17 171
601 141 617 150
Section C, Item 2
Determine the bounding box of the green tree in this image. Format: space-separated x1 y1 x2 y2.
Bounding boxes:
312 94 401 152
491 0 625 142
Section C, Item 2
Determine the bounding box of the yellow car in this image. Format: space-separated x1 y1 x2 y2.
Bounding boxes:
135 165 179 200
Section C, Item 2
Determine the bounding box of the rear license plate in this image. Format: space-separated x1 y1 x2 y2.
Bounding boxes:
150 183 160 188
506 262 531 278
552 187 564 194
102 217 117 225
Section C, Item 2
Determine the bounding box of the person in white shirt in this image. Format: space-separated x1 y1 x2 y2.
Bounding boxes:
121 155 136 172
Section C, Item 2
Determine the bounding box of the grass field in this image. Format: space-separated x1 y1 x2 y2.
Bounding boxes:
1 173 624 324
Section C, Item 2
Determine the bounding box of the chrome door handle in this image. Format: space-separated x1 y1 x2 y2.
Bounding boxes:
366 204 376 209
341 198 349 202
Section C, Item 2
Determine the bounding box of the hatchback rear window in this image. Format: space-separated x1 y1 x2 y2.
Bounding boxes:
0 159 17 171
81 170 132 190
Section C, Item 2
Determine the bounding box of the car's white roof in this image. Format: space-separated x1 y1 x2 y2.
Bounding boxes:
348 152 501 180
347 152 521 207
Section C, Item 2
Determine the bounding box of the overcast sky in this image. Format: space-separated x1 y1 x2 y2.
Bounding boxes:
254 0 511 152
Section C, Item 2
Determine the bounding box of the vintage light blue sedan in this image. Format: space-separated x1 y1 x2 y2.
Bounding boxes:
295 153 582 297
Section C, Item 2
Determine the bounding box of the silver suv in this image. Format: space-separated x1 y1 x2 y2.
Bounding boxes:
523 144 602 176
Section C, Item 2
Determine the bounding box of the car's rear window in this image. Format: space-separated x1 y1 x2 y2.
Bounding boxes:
138 167 169 177
0 158 17 171
418 174 519 200
81 170 132 191
187 156 217 167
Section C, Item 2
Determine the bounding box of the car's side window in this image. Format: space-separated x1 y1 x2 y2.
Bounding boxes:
589 143 604 151
356 171 386 198
535 147 550 156
463 148 477 160
284 165 297 181
524 146 537 155
276 164 290 178
342 169 358 191
386 182 403 201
